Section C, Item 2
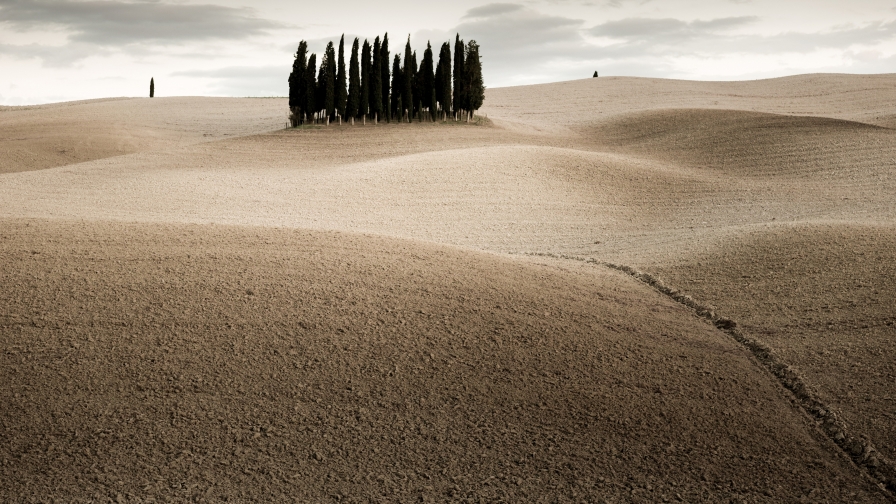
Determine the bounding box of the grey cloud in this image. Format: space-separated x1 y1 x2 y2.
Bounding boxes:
171 65 286 97
604 0 653 8
455 4 585 52
0 41 112 67
742 21 896 53
448 3 594 85
463 3 524 18
589 17 896 57
0 0 283 46
590 16 758 44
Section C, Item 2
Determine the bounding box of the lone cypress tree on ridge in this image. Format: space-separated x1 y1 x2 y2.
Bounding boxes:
150 77 154 98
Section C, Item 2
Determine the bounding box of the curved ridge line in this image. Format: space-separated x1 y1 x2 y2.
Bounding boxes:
519 251 896 499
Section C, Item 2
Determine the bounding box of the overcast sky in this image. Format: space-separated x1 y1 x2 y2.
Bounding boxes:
1 0 894 104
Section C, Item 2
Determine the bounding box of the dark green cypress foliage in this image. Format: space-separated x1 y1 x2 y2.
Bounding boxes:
403 37 413 122
336 36 347 120
390 54 402 120
420 42 435 117
325 41 336 121
288 41 308 114
150 77 154 98
464 40 485 117
431 88 437 122
410 50 419 120
453 34 464 118
347 38 360 121
316 54 327 120
371 36 383 121
436 42 451 117
305 53 317 122
380 33 390 121
360 39 370 120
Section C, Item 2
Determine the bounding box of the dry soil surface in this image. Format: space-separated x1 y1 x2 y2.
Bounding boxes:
1 74 895 502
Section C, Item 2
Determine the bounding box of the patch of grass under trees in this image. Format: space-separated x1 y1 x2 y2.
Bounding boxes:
288 33 485 126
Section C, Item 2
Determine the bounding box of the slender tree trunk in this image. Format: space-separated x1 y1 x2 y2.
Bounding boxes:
375 112 378 125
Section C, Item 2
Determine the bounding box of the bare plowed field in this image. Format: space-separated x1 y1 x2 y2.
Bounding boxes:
2 73 895 502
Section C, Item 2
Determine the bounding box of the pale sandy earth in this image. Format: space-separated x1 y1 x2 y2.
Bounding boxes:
1 73 895 502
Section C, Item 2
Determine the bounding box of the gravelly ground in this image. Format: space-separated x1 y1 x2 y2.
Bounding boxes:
1 73 895 502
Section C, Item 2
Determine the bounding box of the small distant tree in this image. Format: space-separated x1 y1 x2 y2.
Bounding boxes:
464 40 485 120
150 77 154 98
360 39 370 121
347 38 360 122
593 71 598 78
391 54 402 120
371 36 383 123
336 36 347 121
380 33 390 121
453 34 464 120
435 42 451 118
304 53 317 123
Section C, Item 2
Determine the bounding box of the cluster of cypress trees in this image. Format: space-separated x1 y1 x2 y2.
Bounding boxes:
288 33 484 126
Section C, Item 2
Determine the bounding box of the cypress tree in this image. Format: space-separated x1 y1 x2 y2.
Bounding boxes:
316 54 327 121
420 42 435 118
325 41 336 122
464 40 485 119
431 88 437 122
403 36 413 122
347 38 360 122
288 41 308 121
371 36 383 122
453 34 464 120
410 50 419 120
150 77 154 98
336 36 347 121
305 53 317 123
360 39 370 121
380 33 390 121
390 54 402 121
436 42 451 118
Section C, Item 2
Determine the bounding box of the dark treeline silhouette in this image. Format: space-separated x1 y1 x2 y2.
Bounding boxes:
288 33 484 126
